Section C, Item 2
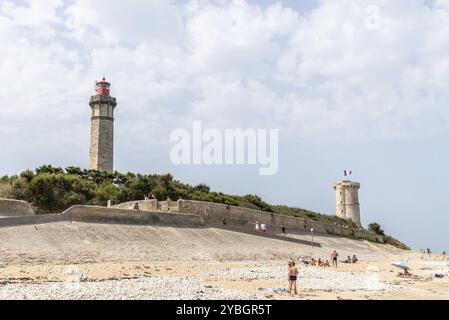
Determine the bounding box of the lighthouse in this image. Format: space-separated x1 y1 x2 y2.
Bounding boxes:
89 78 117 173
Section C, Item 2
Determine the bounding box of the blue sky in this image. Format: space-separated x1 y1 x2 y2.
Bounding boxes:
0 0 448 252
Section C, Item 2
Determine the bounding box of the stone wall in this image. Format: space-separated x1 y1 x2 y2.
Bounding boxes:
0 198 35 217
177 200 384 243
157 200 179 212
112 199 158 211
0 205 204 228
63 205 204 226
0 197 383 243
0 213 64 228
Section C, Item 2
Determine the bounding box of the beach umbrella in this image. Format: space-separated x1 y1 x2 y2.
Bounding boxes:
391 262 410 270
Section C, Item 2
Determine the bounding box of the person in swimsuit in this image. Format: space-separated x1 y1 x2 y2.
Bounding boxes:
287 261 298 295
331 250 339 267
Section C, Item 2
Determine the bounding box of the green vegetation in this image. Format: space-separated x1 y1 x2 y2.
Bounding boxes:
384 236 411 250
367 222 410 250
368 222 385 235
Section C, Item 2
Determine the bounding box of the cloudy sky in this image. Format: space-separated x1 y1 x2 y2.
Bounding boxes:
1 0 448 251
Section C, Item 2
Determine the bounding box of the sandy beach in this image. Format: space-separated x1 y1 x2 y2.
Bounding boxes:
0 221 448 300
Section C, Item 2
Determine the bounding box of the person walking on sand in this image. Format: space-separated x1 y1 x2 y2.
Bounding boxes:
287 262 298 296
331 250 339 267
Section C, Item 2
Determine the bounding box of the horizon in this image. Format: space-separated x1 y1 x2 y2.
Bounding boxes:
1 0 448 253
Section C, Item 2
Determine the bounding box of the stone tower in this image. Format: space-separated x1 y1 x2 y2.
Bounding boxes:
89 78 117 173
333 180 361 226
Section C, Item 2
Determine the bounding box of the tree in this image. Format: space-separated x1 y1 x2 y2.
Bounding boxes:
368 222 385 235
194 183 210 193
35 165 64 175
20 170 35 183
65 166 83 176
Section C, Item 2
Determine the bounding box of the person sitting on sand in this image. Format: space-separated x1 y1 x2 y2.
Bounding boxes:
310 258 317 266
398 269 413 278
352 255 358 263
345 255 352 263
288 262 299 296
331 250 339 267
260 223 267 233
324 260 331 267
317 258 324 267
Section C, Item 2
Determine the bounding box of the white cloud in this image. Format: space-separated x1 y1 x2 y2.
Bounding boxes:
1 0 449 171
185 0 299 78
65 0 184 46
1 0 63 27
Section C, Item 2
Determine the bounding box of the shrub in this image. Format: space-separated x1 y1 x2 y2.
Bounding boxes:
368 222 385 235
0 181 13 198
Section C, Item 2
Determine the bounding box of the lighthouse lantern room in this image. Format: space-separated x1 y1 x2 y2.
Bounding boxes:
95 77 111 96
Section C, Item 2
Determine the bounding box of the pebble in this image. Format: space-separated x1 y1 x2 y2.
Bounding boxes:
207 265 400 292
0 276 260 300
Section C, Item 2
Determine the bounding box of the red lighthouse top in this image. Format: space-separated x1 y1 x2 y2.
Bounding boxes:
95 77 111 96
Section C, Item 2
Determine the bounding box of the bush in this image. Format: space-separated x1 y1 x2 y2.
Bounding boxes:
368 222 385 235
0 181 13 198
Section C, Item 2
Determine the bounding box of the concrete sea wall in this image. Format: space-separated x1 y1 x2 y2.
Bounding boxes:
63 205 204 226
0 205 203 228
0 197 384 243
177 200 384 242
0 198 34 217
112 199 158 211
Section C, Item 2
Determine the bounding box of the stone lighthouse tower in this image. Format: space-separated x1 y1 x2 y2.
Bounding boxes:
89 78 117 173
333 181 361 226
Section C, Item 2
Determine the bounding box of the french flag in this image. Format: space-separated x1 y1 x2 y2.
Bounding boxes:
344 169 352 177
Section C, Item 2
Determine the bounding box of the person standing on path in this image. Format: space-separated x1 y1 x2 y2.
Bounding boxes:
331 250 339 267
281 225 286 236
